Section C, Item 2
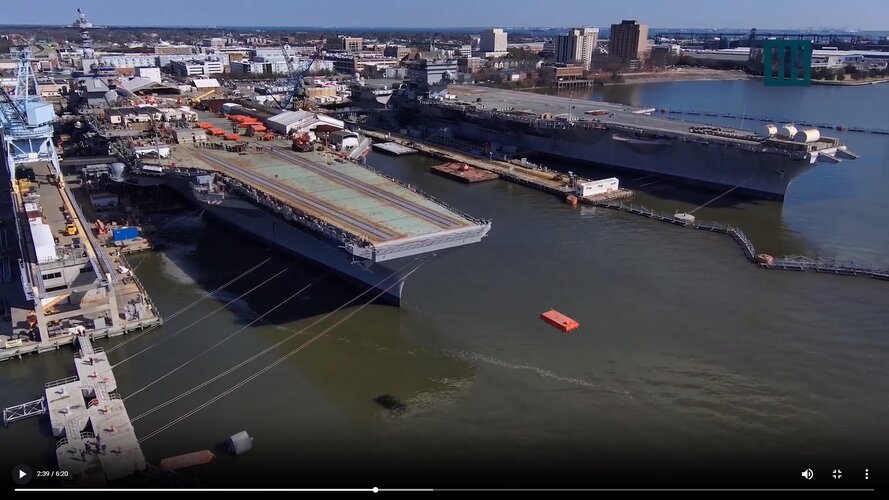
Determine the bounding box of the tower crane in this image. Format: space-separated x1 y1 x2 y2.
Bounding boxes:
279 37 325 111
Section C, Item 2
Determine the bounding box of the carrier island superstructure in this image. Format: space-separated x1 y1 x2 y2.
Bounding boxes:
395 85 858 200
142 138 491 306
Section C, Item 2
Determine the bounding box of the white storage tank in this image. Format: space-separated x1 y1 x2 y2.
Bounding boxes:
778 124 798 139
759 123 778 138
793 127 821 143
228 431 253 455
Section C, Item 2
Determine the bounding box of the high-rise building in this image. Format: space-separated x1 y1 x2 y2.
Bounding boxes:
340 37 363 52
608 20 649 64
480 29 508 53
555 27 599 70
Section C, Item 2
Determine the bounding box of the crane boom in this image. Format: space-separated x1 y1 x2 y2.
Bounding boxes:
279 38 325 111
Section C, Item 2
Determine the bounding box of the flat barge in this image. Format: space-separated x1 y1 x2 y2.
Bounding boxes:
431 162 498 183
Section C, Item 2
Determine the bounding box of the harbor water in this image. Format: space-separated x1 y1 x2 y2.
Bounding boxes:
2 79 887 487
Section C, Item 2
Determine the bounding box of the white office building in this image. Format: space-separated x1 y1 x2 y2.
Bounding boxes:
477 28 508 58
170 59 224 77
556 27 599 70
480 29 507 52
98 54 158 68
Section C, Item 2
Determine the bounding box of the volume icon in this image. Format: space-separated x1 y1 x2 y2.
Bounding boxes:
802 468 814 480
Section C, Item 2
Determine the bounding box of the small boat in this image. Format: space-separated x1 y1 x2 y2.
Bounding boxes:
540 309 580 333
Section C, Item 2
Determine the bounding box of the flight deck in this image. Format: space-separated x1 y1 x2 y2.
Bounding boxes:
168 116 490 263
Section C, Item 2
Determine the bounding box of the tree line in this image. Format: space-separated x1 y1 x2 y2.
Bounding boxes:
812 64 889 81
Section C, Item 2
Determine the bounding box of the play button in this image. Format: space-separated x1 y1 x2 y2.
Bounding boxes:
12 464 32 485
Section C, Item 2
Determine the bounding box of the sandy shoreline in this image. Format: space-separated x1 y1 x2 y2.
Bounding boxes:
612 69 752 85
811 78 889 86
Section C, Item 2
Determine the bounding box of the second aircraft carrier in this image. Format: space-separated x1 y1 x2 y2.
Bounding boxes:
396 85 859 200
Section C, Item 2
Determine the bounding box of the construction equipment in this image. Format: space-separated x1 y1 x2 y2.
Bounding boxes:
279 38 325 111
292 132 312 152
190 89 216 105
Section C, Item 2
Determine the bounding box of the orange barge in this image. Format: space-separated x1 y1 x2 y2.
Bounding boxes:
430 162 499 184
540 309 580 333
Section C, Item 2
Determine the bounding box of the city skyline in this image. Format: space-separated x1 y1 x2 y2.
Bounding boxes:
1 0 888 30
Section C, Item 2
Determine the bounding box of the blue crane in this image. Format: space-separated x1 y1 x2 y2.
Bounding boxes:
279 39 325 111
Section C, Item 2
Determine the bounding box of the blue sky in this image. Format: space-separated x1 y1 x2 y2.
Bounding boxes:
4 0 888 30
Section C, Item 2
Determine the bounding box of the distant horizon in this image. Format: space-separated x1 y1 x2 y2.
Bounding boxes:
2 0 887 31
1 23 886 34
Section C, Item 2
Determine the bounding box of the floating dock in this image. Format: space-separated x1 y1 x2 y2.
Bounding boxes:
38 334 146 485
372 142 417 156
431 162 499 183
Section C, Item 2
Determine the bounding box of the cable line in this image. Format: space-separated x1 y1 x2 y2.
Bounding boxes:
106 257 271 353
111 266 296 368
130 258 422 421
137 260 426 443
122 271 324 398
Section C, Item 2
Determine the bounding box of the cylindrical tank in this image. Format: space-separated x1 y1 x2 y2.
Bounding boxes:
778 124 798 139
793 127 821 143
228 431 253 456
759 123 778 137
110 163 125 180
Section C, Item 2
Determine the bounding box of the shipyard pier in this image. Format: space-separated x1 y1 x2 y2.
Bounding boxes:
1 50 161 362
394 85 858 200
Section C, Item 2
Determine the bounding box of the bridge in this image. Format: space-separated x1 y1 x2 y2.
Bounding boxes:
3 397 46 426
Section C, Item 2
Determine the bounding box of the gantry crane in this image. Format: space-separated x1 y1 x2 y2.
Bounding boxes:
279 37 325 111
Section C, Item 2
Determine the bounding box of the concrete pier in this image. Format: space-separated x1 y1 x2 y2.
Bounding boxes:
361 128 634 203
372 142 417 156
0 164 162 363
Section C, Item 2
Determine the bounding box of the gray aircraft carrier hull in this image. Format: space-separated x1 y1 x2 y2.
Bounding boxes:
397 86 855 200
474 123 811 199
422 116 814 200
201 201 408 305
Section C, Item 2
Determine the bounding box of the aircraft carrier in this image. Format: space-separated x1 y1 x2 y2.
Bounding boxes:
396 85 859 200
135 143 491 306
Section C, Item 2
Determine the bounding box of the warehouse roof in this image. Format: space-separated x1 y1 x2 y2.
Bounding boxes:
192 78 220 89
267 110 344 131
117 77 181 94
